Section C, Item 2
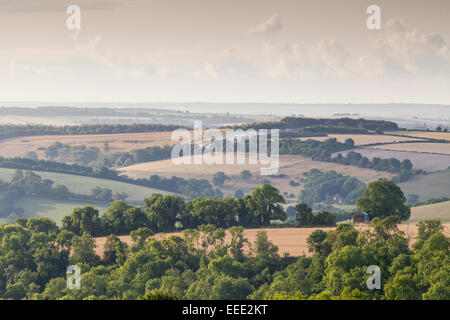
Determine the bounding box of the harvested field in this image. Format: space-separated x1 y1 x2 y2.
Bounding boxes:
370 142 450 155
118 153 393 197
0 131 183 157
296 134 424 146
119 154 392 182
334 148 450 172
409 201 450 223
397 131 450 141
94 224 450 258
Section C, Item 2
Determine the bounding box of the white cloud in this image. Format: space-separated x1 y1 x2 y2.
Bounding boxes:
248 14 283 36
357 18 450 77
261 39 351 78
259 18 450 80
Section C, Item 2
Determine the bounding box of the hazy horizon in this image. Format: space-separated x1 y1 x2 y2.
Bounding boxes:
1 102 450 122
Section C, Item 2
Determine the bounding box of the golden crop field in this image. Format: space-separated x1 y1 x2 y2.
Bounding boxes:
0 131 182 157
370 142 450 155
94 223 450 258
296 134 424 145
118 153 394 182
397 131 450 141
118 153 394 198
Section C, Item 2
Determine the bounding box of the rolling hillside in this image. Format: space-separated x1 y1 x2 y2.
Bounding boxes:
0 167 172 203
410 201 450 223
14 197 108 225
119 154 394 198
399 169 450 201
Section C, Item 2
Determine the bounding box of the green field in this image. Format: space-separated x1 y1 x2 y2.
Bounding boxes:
15 197 108 225
409 201 450 223
0 168 173 203
398 169 450 201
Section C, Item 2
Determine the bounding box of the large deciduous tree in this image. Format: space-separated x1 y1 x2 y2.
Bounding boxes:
356 181 410 220
250 184 286 226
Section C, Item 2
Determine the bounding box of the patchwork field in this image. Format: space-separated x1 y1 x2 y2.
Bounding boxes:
119 153 393 198
409 201 450 223
15 197 108 225
120 154 393 182
398 169 450 201
0 131 182 158
297 134 424 146
335 148 450 172
0 168 171 203
395 131 450 141
0 132 428 159
94 224 450 258
370 142 450 155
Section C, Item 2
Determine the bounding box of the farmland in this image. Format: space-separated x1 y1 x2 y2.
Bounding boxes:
94 223 450 258
409 201 450 223
1 114 449 301
296 134 424 145
334 148 450 172
0 132 427 160
0 167 172 203
398 169 450 201
119 154 394 182
14 197 108 225
370 142 450 155
118 153 394 197
0 131 181 158
394 131 450 141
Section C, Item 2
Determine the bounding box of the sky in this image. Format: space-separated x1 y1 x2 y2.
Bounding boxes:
1 0 450 104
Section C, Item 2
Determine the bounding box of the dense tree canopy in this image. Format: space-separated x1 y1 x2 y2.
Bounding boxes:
0 207 448 300
299 169 366 205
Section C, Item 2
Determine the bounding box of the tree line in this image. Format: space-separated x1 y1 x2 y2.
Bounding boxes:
0 170 127 219
56 180 412 238
229 116 399 132
279 138 415 179
0 123 184 140
0 157 218 199
35 141 173 168
61 184 287 237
